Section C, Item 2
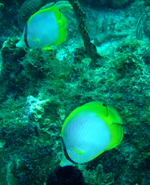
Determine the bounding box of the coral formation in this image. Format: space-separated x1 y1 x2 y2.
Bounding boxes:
67 0 102 65
16 0 43 29
80 0 135 9
1 34 150 184
17 0 43 20
27 95 52 121
1 38 27 100
110 0 131 9
0 3 4 10
0 0 150 184
144 0 150 6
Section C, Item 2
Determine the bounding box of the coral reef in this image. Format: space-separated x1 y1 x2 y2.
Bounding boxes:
27 95 53 121
17 0 43 19
16 0 43 30
110 0 132 9
1 35 150 184
0 0 150 184
81 0 135 9
67 0 101 65
0 3 4 10
0 38 27 100
144 0 150 6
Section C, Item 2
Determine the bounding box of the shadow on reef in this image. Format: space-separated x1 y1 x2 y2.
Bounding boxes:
46 166 86 185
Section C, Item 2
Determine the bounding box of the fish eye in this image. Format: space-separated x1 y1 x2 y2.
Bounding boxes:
102 103 108 117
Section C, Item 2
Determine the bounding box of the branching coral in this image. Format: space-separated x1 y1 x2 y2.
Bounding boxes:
67 0 102 65
40 1 73 14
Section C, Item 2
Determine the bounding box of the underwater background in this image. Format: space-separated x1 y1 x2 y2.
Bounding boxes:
0 0 150 184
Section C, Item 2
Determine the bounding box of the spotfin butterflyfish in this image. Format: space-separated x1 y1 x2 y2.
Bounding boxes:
60 102 124 167
16 6 68 49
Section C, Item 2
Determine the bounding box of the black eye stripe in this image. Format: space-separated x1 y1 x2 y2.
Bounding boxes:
24 23 29 48
61 137 77 164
